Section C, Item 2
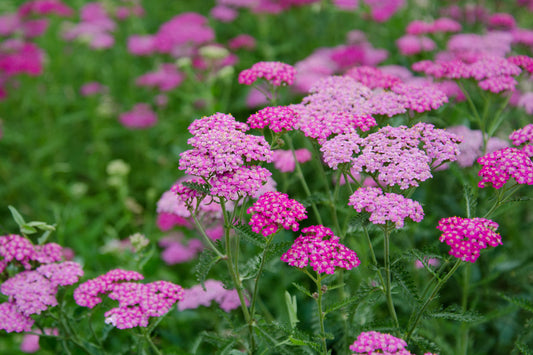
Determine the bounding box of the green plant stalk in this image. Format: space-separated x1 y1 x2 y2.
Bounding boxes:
363 225 387 292
307 270 328 355
190 212 225 258
482 183 522 219
249 232 276 321
406 259 463 341
383 225 399 328
286 134 323 225
143 327 163 355
458 264 472 355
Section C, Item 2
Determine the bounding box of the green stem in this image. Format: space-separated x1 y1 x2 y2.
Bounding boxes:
315 273 328 355
406 259 463 341
383 225 399 328
190 212 225 258
249 233 275 323
458 264 472 355
482 183 521 219
143 328 163 355
286 134 323 225
363 225 387 291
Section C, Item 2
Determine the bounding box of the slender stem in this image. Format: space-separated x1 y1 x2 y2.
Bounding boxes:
482 183 521 219
143 328 163 355
383 225 399 328
286 134 323 225
458 264 472 355
191 212 225 258
406 259 463 341
363 225 387 291
315 273 328 355
249 233 275 322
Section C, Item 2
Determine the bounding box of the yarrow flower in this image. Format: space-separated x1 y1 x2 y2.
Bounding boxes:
238 61 296 86
437 217 502 263
348 187 424 228
178 279 246 312
345 66 401 89
446 126 509 167
0 234 63 273
477 147 533 188
272 148 312 173
74 269 183 329
281 225 360 274
119 103 157 129
247 106 298 132
350 331 412 355
509 124 533 147
247 191 307 237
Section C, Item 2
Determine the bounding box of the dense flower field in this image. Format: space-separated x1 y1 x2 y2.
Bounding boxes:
1 0 533 354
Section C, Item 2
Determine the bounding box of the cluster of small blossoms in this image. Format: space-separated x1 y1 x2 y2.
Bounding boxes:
507 55 533 74
74 269 183 329
447 126 509 167
178 279 245 313
272 148 312 173
509 123 533 147
247 191 307 237
477 147 533 188
178 113 273 200
406 18 462 35
0 261 83 333
247 106 298 132
293 76 376 143
348 187 424 229
366 90 408 117
238 61 296 86
0 234 63 273
350 331 412 355
281 225 360 274
344 66 401 89
328 124 460 189
437 217 502 263
390 83 449 113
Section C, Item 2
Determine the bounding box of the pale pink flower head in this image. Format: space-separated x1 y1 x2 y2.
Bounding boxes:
437 217 502 263
345 66 401 89
0 14 21 37
397 35 435 56
239 61 296 86
20 328 58 353
333 0 359 10
159 235 203 265
127 35 156 56
178 279 246 312
247 106 298 132
154 13 214 54
228 34 256 50
488 13 516 30
350 331 412 354
281 225 360 274
477 147 533 188
80 81 107 96
119 103 157 129
135 64 184 92
21 19 49 38
433 17 462 33
210 5 238 22
348 187 424 228
272 148 312 173
390 82 448 113
0 302 34 333
320 132 363 170
363 0 405 22
247 191 307 237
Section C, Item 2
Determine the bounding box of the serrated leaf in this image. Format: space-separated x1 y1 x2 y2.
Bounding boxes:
325 294 365 314
502 294 533 313
182 181 210 195
8 205 26 227
234 223 266 247
391 263 421 303
429 305 482 323
292 282 312 298
194 246 224 287
240 255 262 281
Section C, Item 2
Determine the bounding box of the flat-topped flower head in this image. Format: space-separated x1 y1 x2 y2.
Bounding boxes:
187 112 249 136
209 165 272 201
348 187 424 228
0 234 35 270
437 217 502 263
247 106 298 132
509 124 533 147
247 191 307 237
320 132 363 170
0 302 34 333
344 66 402 89
477 147 533 189
281 225 360 274
390 82 448 113
507 55 533 74
350 331 412 355
238 61 296 86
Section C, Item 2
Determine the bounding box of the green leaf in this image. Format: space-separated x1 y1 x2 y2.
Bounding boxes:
391 263 421 303
292 282 312 298
501 294 533 313
37 230 53 244
234 223 266 247
285 291 299 329
463 183 477 218
8 205 26 227
239 255 262 281
182 181 211 195
26 221 56 231
429 305 483 323
325 294 366 314
20 224 37 235
194 244 223 287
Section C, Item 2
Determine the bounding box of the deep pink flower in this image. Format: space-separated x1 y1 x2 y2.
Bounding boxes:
437 217 502 263
363 0 405 22
247 106 298 132
0 41 43 76
119 103 157 129
247 191 307 237
510 124 533 147
228 34 256 50
18 0 73 17
80 81 107 96
350 331 412 354
154 13 214 54
281 225 360 274
477 147 533 188
397 35 435 56
488 13 516 30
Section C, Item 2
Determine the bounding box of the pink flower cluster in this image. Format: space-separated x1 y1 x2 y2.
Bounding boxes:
437 217 502 263
396 35 436 56
322 123 461 189
159 234 204 265
348 187 424 228
508 55 533 74
446 126 509 167
178 113 273 200
477 147 533 188
238 61 296 86
350 331 412 355
509 124 533 148
135 63 184 92
119 103 157 129
178 279 245 312
345 66 401 89
247 106 299 132
0 234 63 273
74 269 183 329
272 148 312 173
0 261 83 333
406 18 462 35
281 225 360 274
390 83 448 113
62 3 117 50
247 191 307 237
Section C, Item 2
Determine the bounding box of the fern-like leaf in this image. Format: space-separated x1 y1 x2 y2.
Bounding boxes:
234 223 266 247
428 304 483 323
501 294 533 313
194 243 224 287
182 181 211 195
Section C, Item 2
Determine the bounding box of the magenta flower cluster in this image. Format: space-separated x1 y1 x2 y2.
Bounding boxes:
437 217 502 263
247 106 299 133
0 234 63 273
178 113 273 200
349 331 412 355
238 61 296 86
74 269 183 329
509 123 533 148
247 191 307 237
0 259 83 333
348 187 424 228
281 225 360 274
477 147 533 189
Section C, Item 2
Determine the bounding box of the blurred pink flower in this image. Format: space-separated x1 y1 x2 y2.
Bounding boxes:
210 5 238 22
18 0 73 17
80 81 107 96
119 103 157 129
228 34 256 50
127 35 156 56
136 64 184 92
